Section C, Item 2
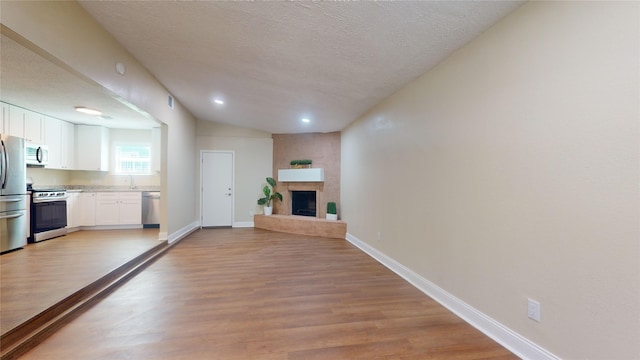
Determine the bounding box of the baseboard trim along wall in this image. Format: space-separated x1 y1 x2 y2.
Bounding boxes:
233 221 255 228
168 221 200 244
345 233 560 360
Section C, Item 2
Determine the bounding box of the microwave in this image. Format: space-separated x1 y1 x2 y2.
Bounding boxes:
25 143 49 166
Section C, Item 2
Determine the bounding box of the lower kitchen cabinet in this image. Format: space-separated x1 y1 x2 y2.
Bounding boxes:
66 192 80 229
95 192 141 226
79 192 96 227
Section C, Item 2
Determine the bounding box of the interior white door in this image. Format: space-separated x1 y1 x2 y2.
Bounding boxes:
201 151 233 227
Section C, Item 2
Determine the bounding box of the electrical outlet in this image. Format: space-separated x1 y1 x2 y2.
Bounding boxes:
528 298 541 322
377 232 381 241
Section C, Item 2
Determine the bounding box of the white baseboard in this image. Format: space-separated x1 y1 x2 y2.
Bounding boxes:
168 221 200 244
158 232 168 241
233 221 254 228
345 233 559 360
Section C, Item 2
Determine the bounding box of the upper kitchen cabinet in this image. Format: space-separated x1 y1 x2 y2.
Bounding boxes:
4 104 44 143
44 118 62 168
23 109 44 143
60 121 75 169
44 117 75 170
75 125 109 171
7 105 25 138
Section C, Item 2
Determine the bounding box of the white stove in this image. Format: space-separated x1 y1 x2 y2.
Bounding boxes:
29 188 68 242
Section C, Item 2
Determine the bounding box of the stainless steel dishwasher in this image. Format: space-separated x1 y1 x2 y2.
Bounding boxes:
142 191 160 227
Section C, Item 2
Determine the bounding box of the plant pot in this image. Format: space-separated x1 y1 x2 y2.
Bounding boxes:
326 213 337 221
264 206 273 216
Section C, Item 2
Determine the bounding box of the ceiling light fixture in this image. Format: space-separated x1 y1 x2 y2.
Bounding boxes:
301 118 311 123
75 106 102 116
213 99 224 105
115 62 126 76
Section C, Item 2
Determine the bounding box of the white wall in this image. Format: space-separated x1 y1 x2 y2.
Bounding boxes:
25 168 70 186
341 2 639 359
196 120 273 225
1 1 198 238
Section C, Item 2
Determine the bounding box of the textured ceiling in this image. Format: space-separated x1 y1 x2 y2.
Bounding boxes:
0 34 159 129
79 1 523 134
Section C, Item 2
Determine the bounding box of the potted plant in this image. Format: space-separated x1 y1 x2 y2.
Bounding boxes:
290 159 312 169
257 177 282 216
326 201 338 220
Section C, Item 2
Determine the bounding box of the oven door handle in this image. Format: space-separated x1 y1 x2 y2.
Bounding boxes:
0 212 23 220
33 197 68 203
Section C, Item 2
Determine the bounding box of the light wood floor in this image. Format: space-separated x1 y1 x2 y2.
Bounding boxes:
19 228 516 359
0 229 161 336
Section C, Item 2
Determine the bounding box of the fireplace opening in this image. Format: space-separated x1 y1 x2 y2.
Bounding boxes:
291 191 316 217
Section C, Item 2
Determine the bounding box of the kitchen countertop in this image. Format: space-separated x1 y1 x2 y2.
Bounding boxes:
36 186 161 193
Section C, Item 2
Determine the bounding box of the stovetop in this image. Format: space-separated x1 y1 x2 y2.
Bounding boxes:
31 188 66 193
31 188 68 202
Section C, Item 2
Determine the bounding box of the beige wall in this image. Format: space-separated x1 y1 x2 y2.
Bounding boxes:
1 1 198 237
341 2 639 359
272 132 341 218
196 120 273 224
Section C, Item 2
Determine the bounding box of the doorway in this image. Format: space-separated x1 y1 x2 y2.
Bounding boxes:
201 151 234 227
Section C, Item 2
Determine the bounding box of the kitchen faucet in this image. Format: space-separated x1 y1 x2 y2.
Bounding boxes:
129 174 136 189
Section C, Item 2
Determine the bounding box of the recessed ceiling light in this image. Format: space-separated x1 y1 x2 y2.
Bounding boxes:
301 118 311 123
213 99 224 105
75 106 102 116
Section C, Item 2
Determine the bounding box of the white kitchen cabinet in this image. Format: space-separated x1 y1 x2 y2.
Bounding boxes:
66 192 80 229
96 193 119 225
8 105 25 138
44 117 63 169
45 118 75 170
151 127 161 173
23 109 44 143
118 193 142 224
79 192 96 226
95 192 141 226
4 103 43 141
75 125 109 171
0 102 8 134
60 121 75 169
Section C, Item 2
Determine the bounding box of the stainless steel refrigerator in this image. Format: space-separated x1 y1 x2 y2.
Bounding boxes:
0 134 28 253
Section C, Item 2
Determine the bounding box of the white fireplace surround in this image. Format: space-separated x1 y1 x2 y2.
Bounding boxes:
278 168 324 182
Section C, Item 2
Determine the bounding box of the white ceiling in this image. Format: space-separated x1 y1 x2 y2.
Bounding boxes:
0 34 159 130
78 1 524 134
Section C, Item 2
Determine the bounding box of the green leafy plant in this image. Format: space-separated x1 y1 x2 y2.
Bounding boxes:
290 159 312 168
257 177 283 207
290 159 312 166
327 202 337 215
